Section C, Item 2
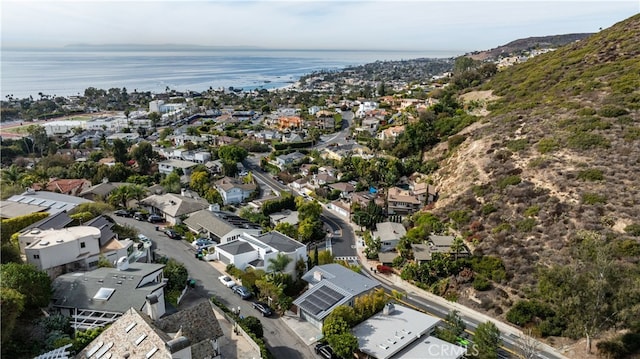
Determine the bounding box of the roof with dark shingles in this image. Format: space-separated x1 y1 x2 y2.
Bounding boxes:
216 240 255 255
155 300 224 341
22 211 73 232
257 231 304 253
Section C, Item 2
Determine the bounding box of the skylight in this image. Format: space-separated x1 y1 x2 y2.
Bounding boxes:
93 287 115 301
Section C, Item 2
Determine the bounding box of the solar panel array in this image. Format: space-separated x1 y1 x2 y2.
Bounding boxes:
299 285 344 315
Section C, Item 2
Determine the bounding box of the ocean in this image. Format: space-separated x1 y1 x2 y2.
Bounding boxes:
1 48 461 99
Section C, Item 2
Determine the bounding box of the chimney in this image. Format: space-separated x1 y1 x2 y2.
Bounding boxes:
145 294 161 320
383 302 395 315
313 271 323 282
181 188 186 197
116 257 130 271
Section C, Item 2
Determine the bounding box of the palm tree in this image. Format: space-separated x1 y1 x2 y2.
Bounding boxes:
126 184 146 208
450 237 465 261
267 253 293 274
1 165 23 186
108 186 129 209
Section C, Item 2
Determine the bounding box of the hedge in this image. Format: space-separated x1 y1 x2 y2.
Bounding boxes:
1 212 50 243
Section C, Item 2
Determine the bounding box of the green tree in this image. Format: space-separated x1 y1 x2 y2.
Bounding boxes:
0 263 52 309
161 171 182 194
450 237 465 261
112 138 129 164
189 170 210 195
322 315 350 337
131 141 154 174
267 253 293 273
218 145 248 163
163 258 188 292
0 287 25 345
471 321 501 359
108 185 130 208
148 112 161 127
240 316 264 338
327 331 359 359
26 124 49 156
274 222 298 240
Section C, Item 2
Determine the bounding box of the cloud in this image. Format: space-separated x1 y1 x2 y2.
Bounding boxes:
2 0 638 50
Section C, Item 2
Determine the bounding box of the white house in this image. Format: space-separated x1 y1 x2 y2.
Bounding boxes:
20 226 132 278
356 101 379 118
214 177 257 204
214 231 307 276
183 207 262 243
158 159 199 176
352 303 466 359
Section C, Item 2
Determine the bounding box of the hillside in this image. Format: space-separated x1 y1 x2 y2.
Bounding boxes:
428 12 640 335
467 33 593 60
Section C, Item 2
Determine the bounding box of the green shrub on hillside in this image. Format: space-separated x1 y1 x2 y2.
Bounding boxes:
524 205 541 217
516 218 536 232
567 132 610 150
505 138 528 152
498 175 521 189
581 192 607 205
598 105 629 118
577 168 604 181
536 138 558 154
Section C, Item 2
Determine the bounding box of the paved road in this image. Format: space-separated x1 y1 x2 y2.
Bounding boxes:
112 215 317 359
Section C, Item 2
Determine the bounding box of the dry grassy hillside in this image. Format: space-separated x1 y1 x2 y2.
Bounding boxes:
427 14 640 315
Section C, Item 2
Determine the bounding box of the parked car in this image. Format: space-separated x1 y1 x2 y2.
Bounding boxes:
314 343 337 359
252 301 273 317
147 214 164 223
137 234 151 244
218 275 236 288
192 238 215 249
165 229 181 240
133 212 148 221
114 209 132 217
233 285 252 299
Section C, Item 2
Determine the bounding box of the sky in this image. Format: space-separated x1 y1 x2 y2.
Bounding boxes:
1 1 638 52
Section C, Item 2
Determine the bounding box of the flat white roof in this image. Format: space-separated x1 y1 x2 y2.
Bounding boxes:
351 304 440 359
393 335 466 359
24 226 101 249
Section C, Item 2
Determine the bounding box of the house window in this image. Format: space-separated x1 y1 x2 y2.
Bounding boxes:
80 242 86 248
33 254 40 259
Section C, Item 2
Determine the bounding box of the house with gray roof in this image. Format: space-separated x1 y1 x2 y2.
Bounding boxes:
0 200 48 219
78 181 128 201
351 303 465 359
51 262 166 330
268 209 299 226
372 221 407 253
76 300 224 359
214 176 257 205
139 192 209 224
183 207 262 244
6 190 92 215
293 263 381 329
214 231 307 276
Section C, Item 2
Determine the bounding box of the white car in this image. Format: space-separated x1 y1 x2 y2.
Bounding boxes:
218 275 236 288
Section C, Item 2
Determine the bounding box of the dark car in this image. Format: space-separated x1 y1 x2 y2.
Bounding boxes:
114 209 132 217
252 301 273 317
147 214 164 223
165 229 181 240
233 286 252 299
314 343 337 359
133 212 148 221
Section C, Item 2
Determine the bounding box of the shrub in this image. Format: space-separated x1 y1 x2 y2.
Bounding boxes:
481 203 497 215
505 138 528 152
473 276 492 291
567 132 610 150
492 223 511 234
581 192 606 205
577 168 604 181
597 105 629 118
448 135 466 151
498 175 521 189
516 218 536 232
524 204 540 217
506 300 554 326
536 138 558 154
624 224 640 237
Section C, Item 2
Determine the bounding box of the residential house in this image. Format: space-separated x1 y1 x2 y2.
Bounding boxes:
352 303 465 359
313 173 337 187
32 178 92 196
372 221 407 252
214 231 307 276
277 116 302 130
269 210 299 227
359 117 381 135
19 220 134 278
79 181 128 201
328 182 355 198
170 134 210 147
356 101 379 118
299 164 315 176
106 132 140 144
6 190 92 215
290 177 311 192
139 192 210 224
377 125 405 141
158 159 199 176
214 176 257 205
316 110 336 130
281 132 304 143
351 191 386 211
0 200 48 219
75 300 224 359
292 264 381 329
273 151 306 170
328 199 351 218
21 211 73 232
52 262 166 330
428 235 469 257
183 207 262 243
386 187 422 216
